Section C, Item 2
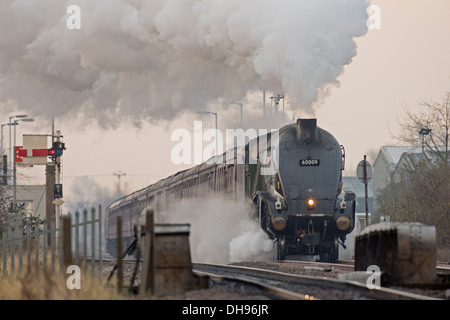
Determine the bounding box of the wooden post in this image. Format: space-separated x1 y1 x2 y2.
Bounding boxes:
2 227 6 277
364 155 369 228
75 211 80 263
34 222 39 277
51 215 56 274
10 225 15 277
140 209 155 296
98 204 103 279
45 163 55 245
91 207 96 276
83 209 88 273
18 217 23 275
116 215 123 293
62 215 73 269
43 221 47 272
26 222 31 274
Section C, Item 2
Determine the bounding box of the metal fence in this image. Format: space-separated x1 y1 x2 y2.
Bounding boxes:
0 205 103 278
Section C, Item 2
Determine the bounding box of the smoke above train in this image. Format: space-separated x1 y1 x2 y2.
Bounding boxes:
0 0 369 126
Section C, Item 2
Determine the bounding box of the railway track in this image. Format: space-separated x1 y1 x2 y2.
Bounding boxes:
192 263 441 300
94 257 447 299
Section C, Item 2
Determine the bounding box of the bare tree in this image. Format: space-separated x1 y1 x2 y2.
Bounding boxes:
396 89 450 162
378 161 449 257
380 88 450 261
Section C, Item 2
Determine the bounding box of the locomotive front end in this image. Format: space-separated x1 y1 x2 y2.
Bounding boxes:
274 119 355 261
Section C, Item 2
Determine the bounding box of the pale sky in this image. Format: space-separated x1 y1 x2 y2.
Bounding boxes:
3 0 450 211
316 0 450 172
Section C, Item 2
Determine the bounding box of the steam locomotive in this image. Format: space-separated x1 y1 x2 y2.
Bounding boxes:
105 119 356 261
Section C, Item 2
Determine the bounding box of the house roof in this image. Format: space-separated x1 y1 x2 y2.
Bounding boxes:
376 146 420 171
394 146 446 174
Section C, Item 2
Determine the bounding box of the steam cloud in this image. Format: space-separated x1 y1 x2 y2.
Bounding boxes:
0 0 368 127
157 196 275 263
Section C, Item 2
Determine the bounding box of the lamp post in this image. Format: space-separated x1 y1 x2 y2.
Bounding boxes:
1 124 8 157
231 102 243 128
12 117 34 209
419 128 432 154
0 123 11 185
9 114 28 185
270 93 285 113
197 111 218 156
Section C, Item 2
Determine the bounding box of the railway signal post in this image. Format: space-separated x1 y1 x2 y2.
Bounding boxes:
357 155 372 228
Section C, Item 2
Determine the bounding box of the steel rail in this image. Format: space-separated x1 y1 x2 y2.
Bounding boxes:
193 263 441 300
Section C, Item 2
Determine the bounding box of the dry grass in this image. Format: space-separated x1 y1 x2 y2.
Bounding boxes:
0 252 128 300
0 270 124 300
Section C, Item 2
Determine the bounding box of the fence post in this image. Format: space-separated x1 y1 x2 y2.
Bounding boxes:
43 220 48 272
34 222 39 277
83 209 87 274
98 204 103 279
26 221 31 274
18 218 23 276
62 215 73 269
116 215 123 293
51 215 56 274
91 207 96 276
10 225 15 277
59 214 64 275
140 209 155 296
75 211 80 264
2 227 6 277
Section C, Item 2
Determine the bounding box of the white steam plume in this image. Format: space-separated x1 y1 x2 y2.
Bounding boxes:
0 0 368 127
157 196 275 264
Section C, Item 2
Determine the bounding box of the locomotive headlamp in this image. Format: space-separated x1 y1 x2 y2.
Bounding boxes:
275 198 282 210
307 199 315 210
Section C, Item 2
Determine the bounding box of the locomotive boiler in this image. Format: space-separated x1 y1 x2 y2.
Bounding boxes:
105 118 356 261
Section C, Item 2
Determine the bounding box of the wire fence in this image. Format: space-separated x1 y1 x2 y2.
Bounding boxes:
0 205 103 278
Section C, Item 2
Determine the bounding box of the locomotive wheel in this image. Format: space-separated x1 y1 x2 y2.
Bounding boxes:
319 237 339 262
277 234 286 260
332 237 339 262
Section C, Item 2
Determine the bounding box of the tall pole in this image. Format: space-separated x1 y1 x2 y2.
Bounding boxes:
263 90 266 118
197 111 218 156
46 162 56 238
13 121 17 208
12 117 34 209
364 155 369 228
8 114 28 185
419 128 432 154
1 124 5 160
231 102 243 127
0 124 7 185
214 112 218 156
9 117 12 185
114 171 126 196
237 102 243 127
55 129 62 218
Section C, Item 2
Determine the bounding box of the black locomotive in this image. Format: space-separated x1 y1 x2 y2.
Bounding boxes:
105 118 355 261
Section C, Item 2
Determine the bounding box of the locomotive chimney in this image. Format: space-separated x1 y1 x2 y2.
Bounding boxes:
296 118 318 144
